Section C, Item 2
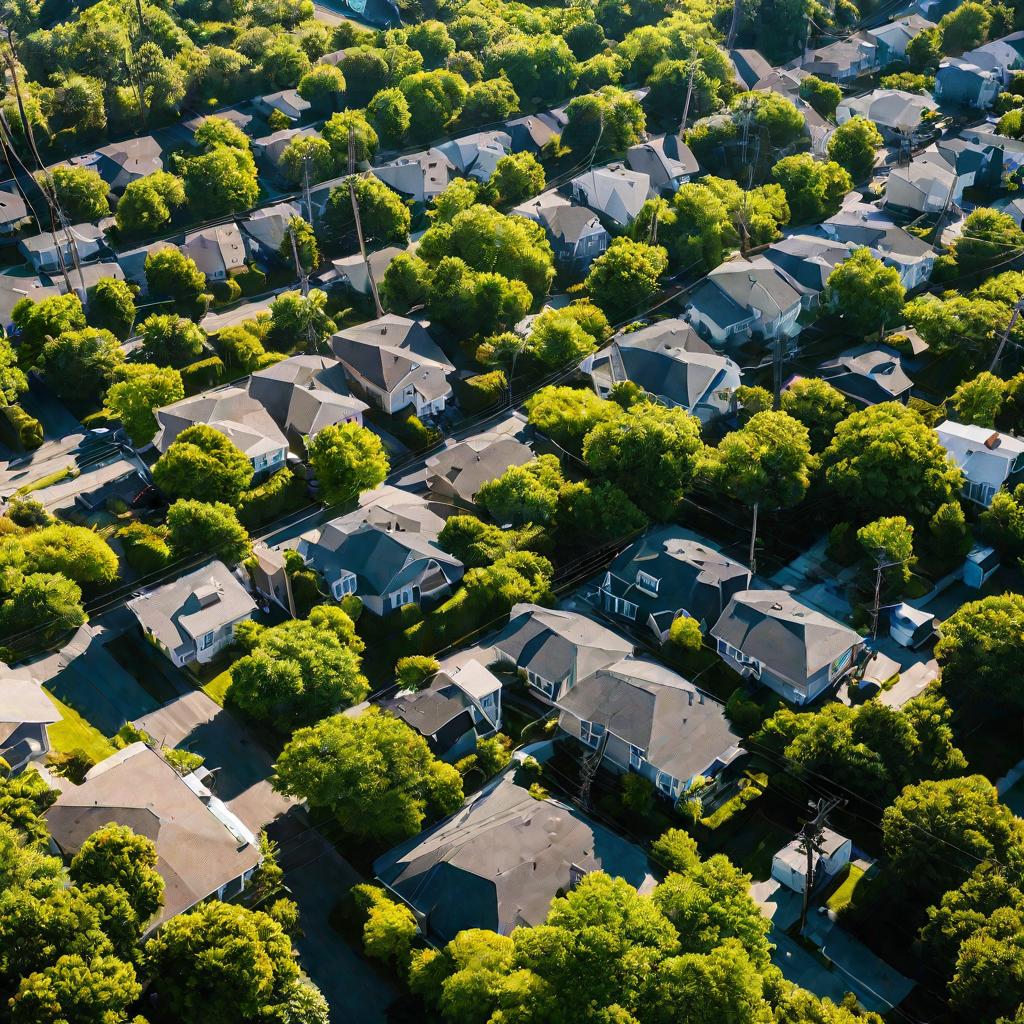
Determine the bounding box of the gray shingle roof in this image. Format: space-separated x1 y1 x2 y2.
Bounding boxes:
817 343 914 405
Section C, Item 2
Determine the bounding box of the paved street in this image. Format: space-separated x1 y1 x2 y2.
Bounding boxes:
133 690 293 833
270 811 402 1024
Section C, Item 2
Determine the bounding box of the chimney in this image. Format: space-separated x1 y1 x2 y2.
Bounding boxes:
985 432 1001 449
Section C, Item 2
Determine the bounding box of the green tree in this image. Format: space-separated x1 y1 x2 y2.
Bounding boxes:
88 278 136 340
182 144 260 217
278 215 319 273
38 327 123 406
395 655 440 690
194 116 251 152
307 421 389 505
477 454 564 525
115 171 186 235
948 209 1024 275
279 135 336 188
12 293 86 371
0 573 86 639
556 479 648 545
41 166 109 222
21 524 119 586
585 238 668 322
69 823 164 925
138 313 206 368
821 402 963 520
562 86 646 154
355 884 419 966
380 251 430 313
950 371 1006 427
907 27 943 70
324 176 410 245
938 1 991 52
703 176 790 251
296 63 346 108
153 424 253 505
229 607 367 725
857 515 915 588
827 116 883 182
146 902 299 1024
367 87 411 145
583 401 704 518
407 20 455 68
106 363 183 446
9 953 140 1024
273 707 464 842
144 248 207 306
771 154 852 225
461 75 519 126
340 46 389 106
826 248 906 336
525 385 622 454
882 775 1024 896
400 69 469 141
668 614 702 653
490 152 545 205
646 59 719 125
268 289 335 349
0 337 28 406
780 377 850 452
166 499 251 565
799 74 842 117
484 33 578 105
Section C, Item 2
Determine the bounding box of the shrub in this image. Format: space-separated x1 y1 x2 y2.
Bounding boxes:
237 467 302 528
119 522 171 573
236 264 268 295
724 688 764 735
476 733 512 776
46 748 95 784
0 405 43 450
395 413 442 451
340 594 363 621
396 654 439 689
621 772 655 815
179 355 225 393
162 748 204 775
351 884 418 968
668 615 702 653
458 370 507 413
651 828 700 874
211 277 242 304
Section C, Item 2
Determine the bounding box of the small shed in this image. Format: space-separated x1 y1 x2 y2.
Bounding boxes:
964 545 1000 589
771 828 852 894
889 603 935 649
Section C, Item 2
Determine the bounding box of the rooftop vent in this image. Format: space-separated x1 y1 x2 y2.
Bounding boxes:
193 584 221 608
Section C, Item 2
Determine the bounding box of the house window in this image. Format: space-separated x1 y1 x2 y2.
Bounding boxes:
606 594 638 620
629 745 646 769
716 638 761 675
579 720 605 748
656 771 677 796
526 670 554 698
332 572 357 600
830 648 853 680
199 630 215 650
636 570 659 594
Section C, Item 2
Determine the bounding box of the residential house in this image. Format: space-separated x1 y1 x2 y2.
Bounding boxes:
772 829 852 894
0 272 62 326
330 245 407 297
337 0 400 28
884 160 964 214
248 353 368 444
684 256 804 347
504 112 561 154
730 48 774 89
255 89 312 122
489 603 634 703
570 164 651 228
512 190 609 268
935 58 1003 109
372 149 455 204
962 30 1024 84
918 136 996 189
46 742 261 929
127 561 257 667
296 496 463 614
331 314 454 417
936 419 1024 506
437 131 511 181
866 14 935 64
964 544 1001 588
625 135 699 195
186 109 255 137
818 197 936 289
241 200 302 260
20 221 109 274
251 127 319 171
598 528 751 639
800 34 878 81
994 196 1024 226
374 775 656 943
711 590 865 705
180 223 248 281
557 657 742 802
816 343 914 405
0 672 59 774
581 320 740 423
116 240 177 294
154 386 289 477
379 658 503 761
837 89 937 141
960 126 1024 179
425 430 534 509
752 70 834 156
0 185 30 236
65 136 163 193
763 235 856 309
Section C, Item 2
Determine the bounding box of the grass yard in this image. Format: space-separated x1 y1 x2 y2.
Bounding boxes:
826 864 867 914
44 689 115 762
202 666 234 706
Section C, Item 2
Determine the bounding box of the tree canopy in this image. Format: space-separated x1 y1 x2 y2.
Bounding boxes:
307 421 389 505
152 424 254 505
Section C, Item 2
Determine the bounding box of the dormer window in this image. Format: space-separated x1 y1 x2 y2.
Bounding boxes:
636 570 659 594
332 572 357 600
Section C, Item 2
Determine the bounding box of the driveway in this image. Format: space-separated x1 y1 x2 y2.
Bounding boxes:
133 691 292 833
270 810 402 1024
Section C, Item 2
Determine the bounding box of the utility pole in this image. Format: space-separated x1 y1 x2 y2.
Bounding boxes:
679 60 699 137
288 222 317 354
771 334 784 408
348 126 384 318
302 149 313 227
869 553 908 640
748 500 759 576
990 295 1024 375
931 168 960 254
726 0 743 49
798 796 844 935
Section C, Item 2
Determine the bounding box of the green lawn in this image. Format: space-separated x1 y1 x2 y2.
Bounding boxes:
202 667 234 706
44 689 115 762
826 864 866 914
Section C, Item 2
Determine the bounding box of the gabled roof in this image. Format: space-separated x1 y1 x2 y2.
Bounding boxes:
46 743 260 928
625 135 699 191
866 13 935 46
127 561 256 657
181 223 248 278
504 113 560 153
711 590 862 689
259 89 311 119
571 164 650 226
20 221 106 254
0 185 28 226
839 89 936 131
0 673 60 726
372 149 454 199
936 419 1024 465
437 131 511 179
557 656 741 781
374 775 656 943
0 272 63 323
117 240 177 287
425 434 533 504
817 343 914 405
689 257 802 327
490 603 633 683
730 48 774 88
155 385 288 457
763 235 856 292
242 201 302 251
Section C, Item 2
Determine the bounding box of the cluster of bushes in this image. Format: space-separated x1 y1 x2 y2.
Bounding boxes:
179 355 226 394
237 467 305 527
0 404 43 450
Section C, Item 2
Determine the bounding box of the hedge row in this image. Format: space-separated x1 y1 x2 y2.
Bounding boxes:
0 404 43 450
